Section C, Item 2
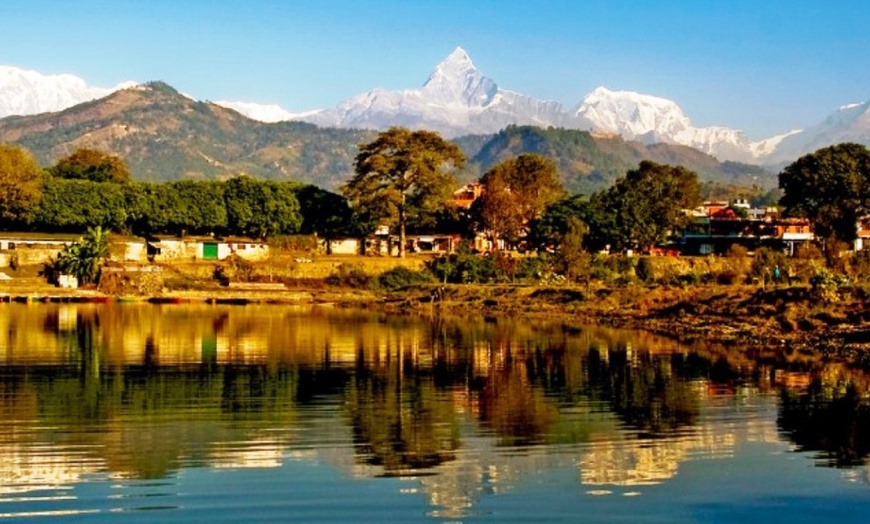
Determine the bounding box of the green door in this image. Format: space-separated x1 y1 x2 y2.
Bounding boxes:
202 242 219 260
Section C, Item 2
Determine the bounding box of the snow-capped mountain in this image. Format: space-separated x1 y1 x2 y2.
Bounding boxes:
0 65 135 118
573 87 756 161
2 49 869 166
299 47 578 137
213 100 319 123
760 101 870 165
282 49 781 162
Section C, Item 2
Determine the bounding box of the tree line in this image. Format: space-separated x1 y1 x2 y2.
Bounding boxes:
3 133 869 269
0 145 355 239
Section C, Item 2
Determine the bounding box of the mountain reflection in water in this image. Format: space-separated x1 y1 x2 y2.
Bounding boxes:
1 303 869 521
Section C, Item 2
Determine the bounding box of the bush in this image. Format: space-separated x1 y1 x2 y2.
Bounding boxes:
327 263 372 288
716 270 740 285
425 242 495 284
726 244 748 258
515 255 546 283
751 247 787 283
809 263 847 302
378 266 435 290
635 257 654 283
213 254 255 285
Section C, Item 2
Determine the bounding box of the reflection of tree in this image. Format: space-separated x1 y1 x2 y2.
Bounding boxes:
345 349 459 473
586 348 700 436
477 354 557 446
778 381 870 467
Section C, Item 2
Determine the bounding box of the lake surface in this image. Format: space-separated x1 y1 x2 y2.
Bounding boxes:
1 302 869 522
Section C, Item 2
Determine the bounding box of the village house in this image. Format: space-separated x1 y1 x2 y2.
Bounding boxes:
679 201 814 255
146 236 269 262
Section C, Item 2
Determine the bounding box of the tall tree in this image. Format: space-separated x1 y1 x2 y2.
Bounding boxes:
475 153 564 247
779 143 870 245
50 148 132 183
343 127 465 258
224 175 302 238
597 161 701 252
33 178 127 232
0 144 43 223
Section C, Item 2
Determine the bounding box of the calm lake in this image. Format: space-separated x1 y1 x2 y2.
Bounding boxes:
1 302 869 522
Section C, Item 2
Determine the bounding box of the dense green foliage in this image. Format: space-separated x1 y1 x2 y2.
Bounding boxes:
590 161 702 251
224 176 302 238
779 143 870 244
35 177 128 232
12 172 339 239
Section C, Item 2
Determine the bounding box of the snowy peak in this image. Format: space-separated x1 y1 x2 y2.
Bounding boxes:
575 87 691 139
213 100 318 123
574 86 756 161
300 47 564 137
420 46 497 107
0 65 134 118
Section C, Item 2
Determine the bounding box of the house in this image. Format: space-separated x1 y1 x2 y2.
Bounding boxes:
147 236 269 262
679 201 814 256
452 182 484 209
0 233 149 267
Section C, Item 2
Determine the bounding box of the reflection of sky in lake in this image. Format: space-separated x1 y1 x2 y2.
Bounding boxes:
1 303 869 522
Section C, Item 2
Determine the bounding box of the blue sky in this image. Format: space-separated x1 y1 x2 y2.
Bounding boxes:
2 0 868 139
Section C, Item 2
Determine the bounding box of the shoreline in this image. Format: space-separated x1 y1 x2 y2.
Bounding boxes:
3 281 869 367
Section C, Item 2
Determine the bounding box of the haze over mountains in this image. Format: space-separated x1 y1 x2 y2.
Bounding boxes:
0 47 867 167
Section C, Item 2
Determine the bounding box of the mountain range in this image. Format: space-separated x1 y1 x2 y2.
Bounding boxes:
1 48 867 166
0 80 771 194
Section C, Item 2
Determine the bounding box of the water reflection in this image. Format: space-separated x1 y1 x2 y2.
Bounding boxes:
0 303 869 519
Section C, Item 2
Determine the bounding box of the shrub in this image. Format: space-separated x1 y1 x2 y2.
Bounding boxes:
515 255 546 283
726 244 749 258
327 263 372 288
425 242 495 284
378 266 435 290
635 257 654 283
809 263 847 302
716 270 740 285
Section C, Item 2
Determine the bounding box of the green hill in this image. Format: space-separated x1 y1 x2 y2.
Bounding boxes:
0 82 375 188
466 126 774 194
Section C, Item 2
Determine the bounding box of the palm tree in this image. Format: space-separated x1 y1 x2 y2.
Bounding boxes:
51 227 111 286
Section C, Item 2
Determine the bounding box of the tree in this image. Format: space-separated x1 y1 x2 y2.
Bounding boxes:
295 185 356 237
50 148 132 183
33 178 127 232
343 127 465 258
48 226 111 286
779 143 870 246
475 153 564 247
0 144 43 223
224 176 302 238
527 194 588 252
595 161 701 252
552 217 593 286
